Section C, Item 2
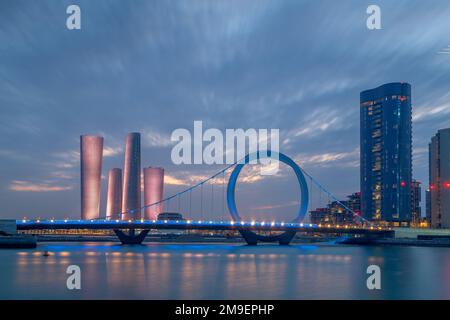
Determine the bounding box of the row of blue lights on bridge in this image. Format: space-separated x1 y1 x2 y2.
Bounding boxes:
16 219 385 230
17 219 316 228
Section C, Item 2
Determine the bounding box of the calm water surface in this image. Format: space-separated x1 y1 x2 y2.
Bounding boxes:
1 242 450 299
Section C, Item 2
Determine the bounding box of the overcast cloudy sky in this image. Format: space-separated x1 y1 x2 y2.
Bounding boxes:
1 0 450 220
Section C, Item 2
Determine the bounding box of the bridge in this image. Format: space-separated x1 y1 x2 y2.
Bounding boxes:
16 151 393 245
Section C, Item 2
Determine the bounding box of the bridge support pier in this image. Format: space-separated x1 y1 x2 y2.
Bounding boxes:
113 229 149 245
278 231 296 245
240 230 297 245
240 230 258 245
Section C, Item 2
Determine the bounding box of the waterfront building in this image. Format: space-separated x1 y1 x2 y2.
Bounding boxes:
157 212 184 221
106 168 122 220
80 135 103 220
309 207 329 225
429 128 450 228
360 82 412 224
122 133 141 220
411 180 422 226
309 193 361 225
346 192 361 215
143 167 164 220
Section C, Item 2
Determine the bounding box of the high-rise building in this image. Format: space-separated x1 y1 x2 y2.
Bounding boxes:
309 193 360 225
411 180 422 226
143 167 164 220
429 128 450 228
346 192 361 216
80 135 103 220
360 82 412 224
122 132 141 220
309 207 329 225
106 168 122 220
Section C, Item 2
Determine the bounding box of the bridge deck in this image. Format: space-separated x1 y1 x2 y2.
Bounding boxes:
16 219 392 236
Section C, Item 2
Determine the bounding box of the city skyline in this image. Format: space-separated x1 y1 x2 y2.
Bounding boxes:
1 1 450 219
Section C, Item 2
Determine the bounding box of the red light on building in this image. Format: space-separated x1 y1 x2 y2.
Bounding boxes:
430 184 436 190
400 181 406 187
444 182 450 189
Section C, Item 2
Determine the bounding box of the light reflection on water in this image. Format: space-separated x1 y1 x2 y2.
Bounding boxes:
1 242 450 299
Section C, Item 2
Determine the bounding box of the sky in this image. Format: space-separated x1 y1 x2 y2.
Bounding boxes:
1 0 450 221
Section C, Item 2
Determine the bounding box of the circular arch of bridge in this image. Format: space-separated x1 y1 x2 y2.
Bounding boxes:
226 151 309 242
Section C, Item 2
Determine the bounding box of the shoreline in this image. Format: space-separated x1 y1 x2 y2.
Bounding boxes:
26 235 450 247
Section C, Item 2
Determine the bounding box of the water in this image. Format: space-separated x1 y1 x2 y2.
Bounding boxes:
1 242 450 299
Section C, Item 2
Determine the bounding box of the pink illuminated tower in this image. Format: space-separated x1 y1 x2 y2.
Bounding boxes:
144 167 164 220
106 168 122 220
80 135 103 220
122 133 141 220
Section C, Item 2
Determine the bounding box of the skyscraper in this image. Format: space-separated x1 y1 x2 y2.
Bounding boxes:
360 82 412 224
411 180 421 226
106 168 122 220
122 133 141 220
143 167 164 220
80 135 103 220
429 128 450 228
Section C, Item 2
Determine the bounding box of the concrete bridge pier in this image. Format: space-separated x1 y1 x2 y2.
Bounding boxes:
240 229 297 245
113 229 149 245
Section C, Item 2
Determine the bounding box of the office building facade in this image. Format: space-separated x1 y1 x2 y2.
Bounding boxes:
411 180 421 226
429 128 450 228
360 82 412 223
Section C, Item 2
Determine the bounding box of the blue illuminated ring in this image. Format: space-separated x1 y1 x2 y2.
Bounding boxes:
227 151 309 241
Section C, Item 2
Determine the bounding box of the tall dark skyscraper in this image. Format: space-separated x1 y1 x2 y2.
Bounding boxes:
411 179 422 225
429 128 450 228
122 132 141 220
360 82 412 224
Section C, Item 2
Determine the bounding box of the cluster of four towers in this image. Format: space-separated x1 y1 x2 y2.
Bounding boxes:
80 133 164 221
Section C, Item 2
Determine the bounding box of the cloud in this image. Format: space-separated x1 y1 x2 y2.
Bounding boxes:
51 150 79 169
165 174 189 186
413 103 450 122
142 128 173 147
9 180 72 192
295 149 359 168
252 201 299 211
103 145 123 157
